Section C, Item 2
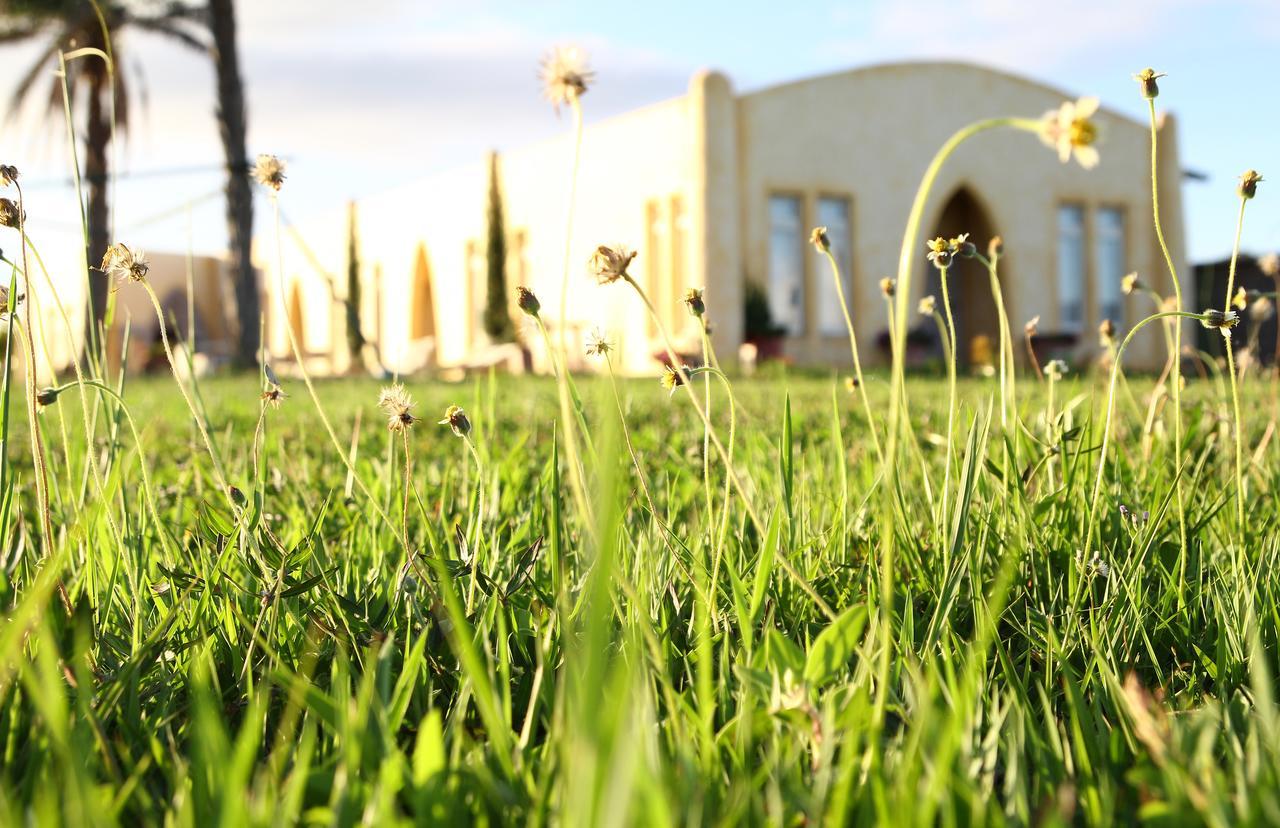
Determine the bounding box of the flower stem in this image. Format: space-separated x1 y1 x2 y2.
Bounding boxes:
818 247 883 462
1224 196 1249 534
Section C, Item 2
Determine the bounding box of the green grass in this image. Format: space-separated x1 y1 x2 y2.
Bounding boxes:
2 366 1280 825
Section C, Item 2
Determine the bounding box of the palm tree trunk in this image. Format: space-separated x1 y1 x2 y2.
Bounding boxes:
85 79 110 350
209 0 258 368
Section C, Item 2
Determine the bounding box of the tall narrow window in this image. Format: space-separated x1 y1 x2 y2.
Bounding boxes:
1094 207 1125 326
1056 203 1086 332
670 195 688 331
645 199 664 336
814 197 852 336
768 195 805 335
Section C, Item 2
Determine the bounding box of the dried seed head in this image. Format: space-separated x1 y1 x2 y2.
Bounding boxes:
683 287 705 318
1132 68 1166 100
438 405 472 437
35 386 59 407
917 295 937 317
0 165 18 187
378 383 416 431
253 154 286 191
539 46 594 112
1044 359 1068 381
879 277 896 298
588 244 636 285
1238 170 1263 200
100 243 149 286
1200 308 1240 337
516 286 541 317
925 237 953 270
1250 296 1274 322
949 233 977 259
1039 97 1102 169
0 198 24 228
660 363 687 395
1024 315 1041 337
809 226 830 252
1098 318 1117 347
584 327 612 357
1121 272 1141 296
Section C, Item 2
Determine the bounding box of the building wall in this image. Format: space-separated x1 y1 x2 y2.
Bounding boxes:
732 61 1186 370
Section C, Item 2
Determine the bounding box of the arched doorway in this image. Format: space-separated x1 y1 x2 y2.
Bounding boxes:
925 188 1002 369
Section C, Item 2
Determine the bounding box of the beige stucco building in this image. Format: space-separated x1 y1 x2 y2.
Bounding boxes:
263 60 1187 376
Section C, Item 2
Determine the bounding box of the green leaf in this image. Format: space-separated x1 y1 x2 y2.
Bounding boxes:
803 604 868 687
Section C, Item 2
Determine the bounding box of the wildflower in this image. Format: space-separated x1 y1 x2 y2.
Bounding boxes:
949 233 976 259
100 243 149 286
1250 296 1274 322
35 386 59 408
925 237 952 269
438 405 472 437
683 287 705 318
539 46 594 112
844 376 860 393
588 244 636 285
516 286 541 317
0 198 24 228
1121 272 1141 296
1238 170 1263 200
1024 315 1040 337
917 295 937 317
809 226 830 252
253 154 286 191
1099 318 1116 348
1044 359 1068 380
0 165 18 187
1200 308 1240 337
1232 286 1249 311
988 236 1004 259
378 383 416 431
879 277 896 298
261 382 286 409
1119 503 1149 528
769 668 809 714
1260 252 1280 278
584 327 612 357
660 363 687 395
1039 97 1101 169
1075 549 1110 578
1132 68 1166 100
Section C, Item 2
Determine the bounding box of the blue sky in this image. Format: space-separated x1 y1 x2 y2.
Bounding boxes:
1 0 1276 265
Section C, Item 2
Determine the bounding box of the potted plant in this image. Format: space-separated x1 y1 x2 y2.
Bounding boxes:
743 280 787 361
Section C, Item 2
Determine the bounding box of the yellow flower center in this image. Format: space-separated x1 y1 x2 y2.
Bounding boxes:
1070 119 1097 148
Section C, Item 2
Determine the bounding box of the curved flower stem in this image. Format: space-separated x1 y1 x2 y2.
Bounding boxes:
698 322 715 533
878 115 1039 734
938 265 958 548
268 196 397 534
1224 196 1249 534
1146 98 1189 590
141 281 230 495
622 274 836 620
817 247 883 462
975 251 1016 431
1085 310 1204 550
534 316 593 529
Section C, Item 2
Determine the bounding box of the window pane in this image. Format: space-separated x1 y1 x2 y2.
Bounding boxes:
768 195 805 335
1094 207 1125 326
814 197 852 336
1057 204 1086 331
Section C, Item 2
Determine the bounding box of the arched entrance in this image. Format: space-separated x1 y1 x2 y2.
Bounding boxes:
925 188 1003 369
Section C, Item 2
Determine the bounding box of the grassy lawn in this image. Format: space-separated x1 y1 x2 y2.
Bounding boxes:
2 365 1279 825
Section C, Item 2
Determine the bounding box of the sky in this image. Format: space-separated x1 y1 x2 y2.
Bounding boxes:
1 0 1277 269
